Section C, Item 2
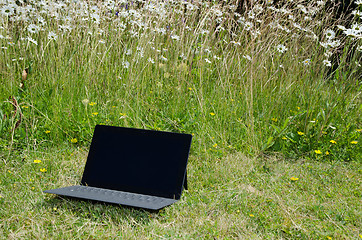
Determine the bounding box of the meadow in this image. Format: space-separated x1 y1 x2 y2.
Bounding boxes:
0 0 361 238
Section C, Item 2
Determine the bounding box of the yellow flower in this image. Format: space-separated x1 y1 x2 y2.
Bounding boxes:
213 143 218 148
297 131 304 136
33 159 42 163
249 214 254 217
271 118 278 122
327 237 332 240
91 112 98 116
297 107 300 110
290 177 299 181
330 140 336 144
315 150 322 154
89 102 96 106
71 138 78 144
40 168 47 172
282 136 287 140
45 130 51 134
120 113 127 116
210 112 215 116
350 141 358 144
325 151 330 155
356 129 362 132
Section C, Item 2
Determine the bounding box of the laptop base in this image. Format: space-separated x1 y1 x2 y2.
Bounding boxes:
44 186 177 210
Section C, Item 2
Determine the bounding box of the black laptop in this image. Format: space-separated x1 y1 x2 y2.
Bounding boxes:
44 125 192 210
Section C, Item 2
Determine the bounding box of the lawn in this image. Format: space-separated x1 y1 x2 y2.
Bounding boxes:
1 146 361 239
0 0 361 239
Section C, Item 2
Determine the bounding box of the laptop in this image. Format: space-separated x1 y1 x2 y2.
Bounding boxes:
44 124 192 210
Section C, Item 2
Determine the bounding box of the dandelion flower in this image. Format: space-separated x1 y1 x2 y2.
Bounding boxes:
71 138 78 144
210 112 215 116
33 159 42 163
89 102 96 106
213 143 218 148
325 151 330 155
290 177 299 181
249 214 255 217
40 168 47 172
350 141 358 144
314 150 322 154
45 130 50 134
91 112 98 116
297 131 304 136
330 140 336 144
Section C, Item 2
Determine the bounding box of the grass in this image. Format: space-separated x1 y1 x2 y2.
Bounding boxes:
0 0 362 238
0 146 361 239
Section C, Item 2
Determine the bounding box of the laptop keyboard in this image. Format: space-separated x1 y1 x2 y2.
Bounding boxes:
45 185 177 210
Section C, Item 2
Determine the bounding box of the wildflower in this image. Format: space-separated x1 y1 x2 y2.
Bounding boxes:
356 129 362 132
40 168 47 173
350 141 358 144
324 29 335 40
27 37 38 46
89 102 96 106
249 214 255 217
210 112 215 116
92 112 98 116
323 60 332 67
290 177 299 181
45 130 50 134
325 151 330 155
205 58 211 64
330 140 336 144
122 61 130 69
356 0 362 5
315 150 322 154
99 39 106 44
1 6 14 16
297 131 304 136
271 118 278 122
276 44 288 53
48 31 58 41
243 55 251 61
148 58 155 64
33 159 42 163
28 24 40 34
282 136 287 140
160 55 168 61
71 138 78 144
302 59 311 66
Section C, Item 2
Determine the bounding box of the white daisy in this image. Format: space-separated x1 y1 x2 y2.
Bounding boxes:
276 44 288 53
324 29 335 40
27 24 40 34
1 6 14 16
323 59 332 67
302 59 311 66
122 61 130 69
48 31 58 40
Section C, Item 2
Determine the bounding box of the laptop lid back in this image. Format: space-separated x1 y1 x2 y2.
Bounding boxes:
81 125 192 200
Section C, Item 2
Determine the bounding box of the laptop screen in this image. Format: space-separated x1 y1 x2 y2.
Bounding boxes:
81 125 192 199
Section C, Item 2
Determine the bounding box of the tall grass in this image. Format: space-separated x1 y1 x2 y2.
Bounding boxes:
0 0 361 161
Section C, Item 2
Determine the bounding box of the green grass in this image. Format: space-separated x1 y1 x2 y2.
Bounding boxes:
0 1 362 238
0 146 361 239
